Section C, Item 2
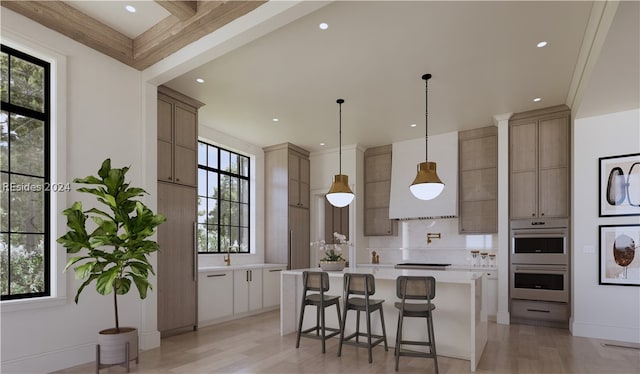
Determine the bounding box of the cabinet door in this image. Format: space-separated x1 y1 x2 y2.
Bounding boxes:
510 121 538 219
158 99 174 182
174 145 196 186
459 128 498 233
289 206 310 270
248 269 263 311
157 183 197 333
288 152 300 206
233 270 250 315
198 271 233 323
364 146 396 236
263 267 285 308
298 157 310 208
538 115 569 218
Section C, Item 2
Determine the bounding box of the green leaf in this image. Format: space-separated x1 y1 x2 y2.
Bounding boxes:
131 274 151 299
64 256 90 272
97 158 112 179
73 175 102 185
74 274 99 303
115 277 131 295
96 267 119 295
73 262 95 280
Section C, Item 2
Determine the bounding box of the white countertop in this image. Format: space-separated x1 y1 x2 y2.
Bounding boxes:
358 264 497 272
283 265 483 284
199 263 287 272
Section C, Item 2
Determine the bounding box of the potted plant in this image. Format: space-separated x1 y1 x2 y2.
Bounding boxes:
57 159 166 368
319 232 348 271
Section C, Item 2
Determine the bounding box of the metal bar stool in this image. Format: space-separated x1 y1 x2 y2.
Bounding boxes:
337 273 388 363
394 275 438 373
296 271 342 353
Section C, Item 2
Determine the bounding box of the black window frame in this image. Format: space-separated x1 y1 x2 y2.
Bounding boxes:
1 44 51 300
197 141 251 254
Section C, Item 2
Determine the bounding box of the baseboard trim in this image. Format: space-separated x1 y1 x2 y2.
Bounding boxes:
1 343 95 374
572 321 640 343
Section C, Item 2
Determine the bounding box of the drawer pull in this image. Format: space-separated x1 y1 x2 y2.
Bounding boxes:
207 274 226 278
527 308 550 313
269 269 283 273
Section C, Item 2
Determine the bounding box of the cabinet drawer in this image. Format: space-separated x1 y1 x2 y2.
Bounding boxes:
511 299 568 322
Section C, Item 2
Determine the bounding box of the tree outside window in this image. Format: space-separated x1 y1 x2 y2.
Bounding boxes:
197 142 250 253
0 44 51 300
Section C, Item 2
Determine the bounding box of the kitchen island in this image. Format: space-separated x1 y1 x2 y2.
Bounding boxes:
280 266 487 371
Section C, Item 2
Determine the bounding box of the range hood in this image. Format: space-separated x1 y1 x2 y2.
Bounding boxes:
389 132 458 219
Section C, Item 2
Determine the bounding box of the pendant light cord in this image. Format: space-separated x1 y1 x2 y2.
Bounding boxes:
337 98 344 174
423 74 431 162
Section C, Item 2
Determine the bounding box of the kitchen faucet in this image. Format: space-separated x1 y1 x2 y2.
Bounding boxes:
224 246 232 266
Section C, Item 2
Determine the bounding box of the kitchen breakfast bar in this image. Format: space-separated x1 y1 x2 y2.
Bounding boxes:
280 266 487 372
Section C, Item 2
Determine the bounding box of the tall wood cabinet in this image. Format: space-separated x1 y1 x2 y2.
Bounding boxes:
509 105 570 219
264 143 311 270
364 144 397 236
157 86 203 336
458 126 498 233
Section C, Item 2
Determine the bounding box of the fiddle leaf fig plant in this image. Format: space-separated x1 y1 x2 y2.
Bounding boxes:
57 159 166 331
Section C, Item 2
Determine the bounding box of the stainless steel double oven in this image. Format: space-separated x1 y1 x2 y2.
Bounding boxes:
510 218 570 326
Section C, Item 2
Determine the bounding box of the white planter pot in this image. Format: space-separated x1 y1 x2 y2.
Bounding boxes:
97 327 138 365
320 260 346 272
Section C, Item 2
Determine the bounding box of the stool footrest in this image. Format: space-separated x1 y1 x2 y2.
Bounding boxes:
397 347 436 358
341 332 386 348
300 326 341 340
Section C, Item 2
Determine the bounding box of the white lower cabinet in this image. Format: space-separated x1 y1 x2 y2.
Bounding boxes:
233 269 263 315
198 270 233 324
484 271 498 319
263 266 286 308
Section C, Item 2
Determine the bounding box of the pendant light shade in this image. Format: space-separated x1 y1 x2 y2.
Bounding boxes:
326 99 354 207
410 73 445 200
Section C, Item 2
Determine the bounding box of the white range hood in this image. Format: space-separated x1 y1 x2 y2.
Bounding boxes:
389 131 458 219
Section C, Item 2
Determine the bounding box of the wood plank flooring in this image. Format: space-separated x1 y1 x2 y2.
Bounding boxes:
56 310 640 373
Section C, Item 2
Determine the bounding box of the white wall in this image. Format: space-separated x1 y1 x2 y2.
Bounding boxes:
197 126 266 267
572 109 640 343
1 9 158 372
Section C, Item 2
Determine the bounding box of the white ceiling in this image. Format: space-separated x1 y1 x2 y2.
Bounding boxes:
63 1 638 153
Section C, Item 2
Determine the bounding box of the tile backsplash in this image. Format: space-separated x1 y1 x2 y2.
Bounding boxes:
366 218 498 265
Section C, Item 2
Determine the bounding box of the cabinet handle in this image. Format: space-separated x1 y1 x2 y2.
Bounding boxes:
167 176 172 180
531 213 535 216
207 274 226 278
246 270 249 282
193 222 197 282
176 178 180 182
541 213 545 216
269 269 283 273
527 308 550 313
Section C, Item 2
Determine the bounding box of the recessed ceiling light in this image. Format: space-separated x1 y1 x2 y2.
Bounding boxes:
320 142 326 146
319 22 329 30
533 97 542 102
196 78 204 83
125 5 136 13
272 118 279 122
410 123 417 128
536 41 548 48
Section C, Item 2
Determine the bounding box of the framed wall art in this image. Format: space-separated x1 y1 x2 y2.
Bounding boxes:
599 153 640 217
599 224 640 286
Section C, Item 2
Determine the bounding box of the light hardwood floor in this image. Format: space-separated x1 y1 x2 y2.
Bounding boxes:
57 310 640 374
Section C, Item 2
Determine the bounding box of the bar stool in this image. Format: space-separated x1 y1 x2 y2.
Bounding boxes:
337 273 388 363
296 271 342 353
394 275 438 373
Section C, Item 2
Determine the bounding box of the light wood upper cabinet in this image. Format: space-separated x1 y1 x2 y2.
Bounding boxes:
509 105 570 220
157 86 203 187
288 150 310 208
364 145 397 236
264 143 311 269
459 126 498 233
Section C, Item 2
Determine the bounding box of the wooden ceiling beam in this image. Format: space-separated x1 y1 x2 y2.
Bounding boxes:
154 1 197 21
133 1 266 70
2 1 135 67
1 0 266 71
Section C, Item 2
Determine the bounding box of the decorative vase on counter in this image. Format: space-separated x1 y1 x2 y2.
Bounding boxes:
319 260 346 271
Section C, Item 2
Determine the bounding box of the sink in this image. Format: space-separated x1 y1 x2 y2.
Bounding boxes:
394 263 451 270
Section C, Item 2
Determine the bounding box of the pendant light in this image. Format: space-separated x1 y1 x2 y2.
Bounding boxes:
326 98 355 207
410 73 444 200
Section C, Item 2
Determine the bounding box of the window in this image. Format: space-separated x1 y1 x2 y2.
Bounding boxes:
1 44 51 300
197 141 250 253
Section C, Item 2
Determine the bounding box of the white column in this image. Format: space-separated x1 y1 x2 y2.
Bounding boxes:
493 112 512 325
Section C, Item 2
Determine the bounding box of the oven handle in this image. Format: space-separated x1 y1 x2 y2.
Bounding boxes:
511 231 566 238
513 265 567 273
